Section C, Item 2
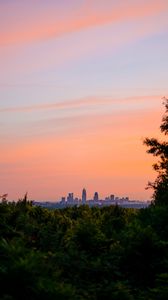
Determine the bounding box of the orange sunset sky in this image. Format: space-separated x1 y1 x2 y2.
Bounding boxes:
1 0 168 201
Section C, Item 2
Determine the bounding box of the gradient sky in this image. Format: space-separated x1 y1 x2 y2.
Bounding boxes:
1 0 168 201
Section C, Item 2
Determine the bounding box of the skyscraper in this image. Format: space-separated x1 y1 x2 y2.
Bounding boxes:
67 193 74 203
110 194 115 201
82 188 87 204
93 192 99 201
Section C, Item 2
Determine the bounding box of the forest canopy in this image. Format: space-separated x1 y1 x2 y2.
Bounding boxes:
0 198 168 299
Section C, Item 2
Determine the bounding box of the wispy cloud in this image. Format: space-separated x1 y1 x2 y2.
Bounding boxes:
0 0 166 45
0 95 161 113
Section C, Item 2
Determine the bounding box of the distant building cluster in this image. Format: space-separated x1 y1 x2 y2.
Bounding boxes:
33 188 150 209
59 188 131 207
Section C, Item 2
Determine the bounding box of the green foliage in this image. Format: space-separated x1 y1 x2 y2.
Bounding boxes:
144 98 168 205
0 197 168 299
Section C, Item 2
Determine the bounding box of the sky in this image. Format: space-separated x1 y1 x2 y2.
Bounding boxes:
0 0 168 201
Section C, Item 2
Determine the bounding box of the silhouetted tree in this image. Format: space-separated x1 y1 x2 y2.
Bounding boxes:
144 98 168 205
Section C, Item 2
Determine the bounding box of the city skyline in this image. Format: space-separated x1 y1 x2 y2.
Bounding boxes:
33 187 150 210
1 0 168 201
43 188 137 203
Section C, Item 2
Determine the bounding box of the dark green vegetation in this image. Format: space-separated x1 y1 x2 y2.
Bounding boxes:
144 97 168 205
0 99 168 299
0 198 168 300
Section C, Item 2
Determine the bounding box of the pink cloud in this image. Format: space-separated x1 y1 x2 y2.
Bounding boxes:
0 95 162 113
0 1 166 45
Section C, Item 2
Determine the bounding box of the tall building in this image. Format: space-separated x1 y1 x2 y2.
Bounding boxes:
93 192 99 201
110 194 115 201
82 188 87 204
67 193 74 203
61 197 66 203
